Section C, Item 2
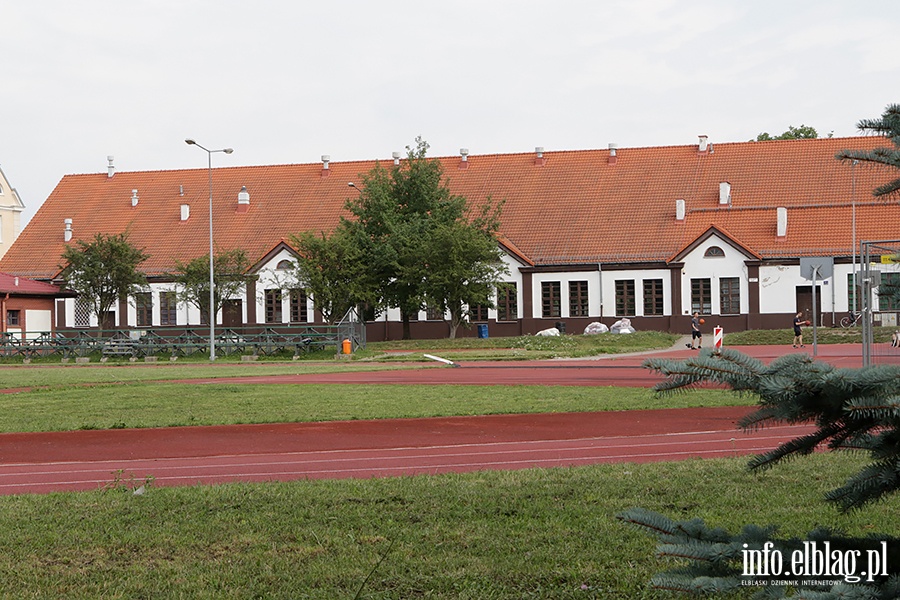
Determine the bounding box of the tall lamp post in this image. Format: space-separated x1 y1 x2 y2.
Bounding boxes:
185 139 233 361
851 159 858 316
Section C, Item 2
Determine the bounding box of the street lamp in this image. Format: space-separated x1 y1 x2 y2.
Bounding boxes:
851 159 858 316
185 139 233 361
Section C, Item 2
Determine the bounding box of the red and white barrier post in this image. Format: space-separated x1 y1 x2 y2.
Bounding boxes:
713 326 723 353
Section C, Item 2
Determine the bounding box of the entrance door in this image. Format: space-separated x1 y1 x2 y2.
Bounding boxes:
795 285 822 323
222 300 243 329
100 311 116 331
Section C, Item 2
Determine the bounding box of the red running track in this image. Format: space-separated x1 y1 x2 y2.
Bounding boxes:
0 407 815 495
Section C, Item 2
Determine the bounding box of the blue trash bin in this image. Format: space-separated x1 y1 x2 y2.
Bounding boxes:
477 324 489 339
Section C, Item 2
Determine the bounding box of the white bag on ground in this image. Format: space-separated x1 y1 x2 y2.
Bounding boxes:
609 318 635 334
536 327 561 337
583 322 609 335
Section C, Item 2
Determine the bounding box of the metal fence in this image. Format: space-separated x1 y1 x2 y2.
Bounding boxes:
0 315 366 361
860 239 900 366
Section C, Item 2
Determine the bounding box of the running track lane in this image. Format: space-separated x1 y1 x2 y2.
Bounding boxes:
0 407 815 495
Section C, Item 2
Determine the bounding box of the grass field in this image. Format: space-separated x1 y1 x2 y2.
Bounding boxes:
0 453 893 598
0 383 747 433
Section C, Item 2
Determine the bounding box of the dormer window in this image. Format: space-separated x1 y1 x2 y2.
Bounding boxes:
704 246 725 258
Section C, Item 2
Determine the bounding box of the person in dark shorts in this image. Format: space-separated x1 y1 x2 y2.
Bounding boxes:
792 312 805 348
687 312 702 350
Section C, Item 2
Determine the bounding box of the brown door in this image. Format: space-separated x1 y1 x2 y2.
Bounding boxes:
222 300 243 329
795 285 822 324
101 311 116 332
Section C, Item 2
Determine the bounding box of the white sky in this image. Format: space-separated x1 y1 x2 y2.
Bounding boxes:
3 0 898 224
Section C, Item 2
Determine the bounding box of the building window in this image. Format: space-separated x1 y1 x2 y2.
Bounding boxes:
135 293 153 327
6 310 20 327
541 282 561 318
159 292 178 325
470 305 489 321
265 289 283 323
643 279 664 316
497 283 518 321
276 259 293 270
691 278 711 315
569 281 589 317
290 289 308 323
426 303 444 321
879 273 900 311
720 277 741 315
74 298 91 328
615 280 635 316
704 246 725 258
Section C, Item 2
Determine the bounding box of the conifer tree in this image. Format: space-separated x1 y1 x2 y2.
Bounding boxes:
618 348 900 597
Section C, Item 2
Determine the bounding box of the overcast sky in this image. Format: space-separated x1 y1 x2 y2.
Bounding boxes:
3 1 898 224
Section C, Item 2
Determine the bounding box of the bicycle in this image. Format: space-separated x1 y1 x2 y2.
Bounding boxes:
840 311 862 328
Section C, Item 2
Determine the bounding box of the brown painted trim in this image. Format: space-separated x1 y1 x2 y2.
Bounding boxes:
245 279 257 324
670 264 683 316
597 262 671 271
522 271 533 332
519 263 605 273
118 297 129 327
747 263 760 329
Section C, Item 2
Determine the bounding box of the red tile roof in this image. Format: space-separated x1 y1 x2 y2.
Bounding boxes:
1 136 896 278
0 272 67 295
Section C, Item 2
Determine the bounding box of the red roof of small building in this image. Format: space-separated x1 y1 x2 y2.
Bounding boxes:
1 136 896 278
0 272 67 295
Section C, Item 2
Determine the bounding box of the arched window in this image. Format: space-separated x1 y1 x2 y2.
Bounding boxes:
704 246 725 258
276 259 293 270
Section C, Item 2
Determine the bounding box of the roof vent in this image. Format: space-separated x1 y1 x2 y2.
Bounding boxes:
676 199 686 221
179 185 184 197
608 143 618 166
776 207 787 238
131 189 139 207
534 147 546 167
64 218 73 242
13 277 18 287
236 185 250 213
392 151 401 166
321 155 331 177
459 148 469 170
107 155 115 178
719 182 731 206
699 135 709 154
181 204 190 221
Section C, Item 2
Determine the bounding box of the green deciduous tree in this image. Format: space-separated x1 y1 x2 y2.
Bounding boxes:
304 137 507 339
171 248 253 324
289 228 373 324
754 124 820 141
421 201 507 338
59 232 149 330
